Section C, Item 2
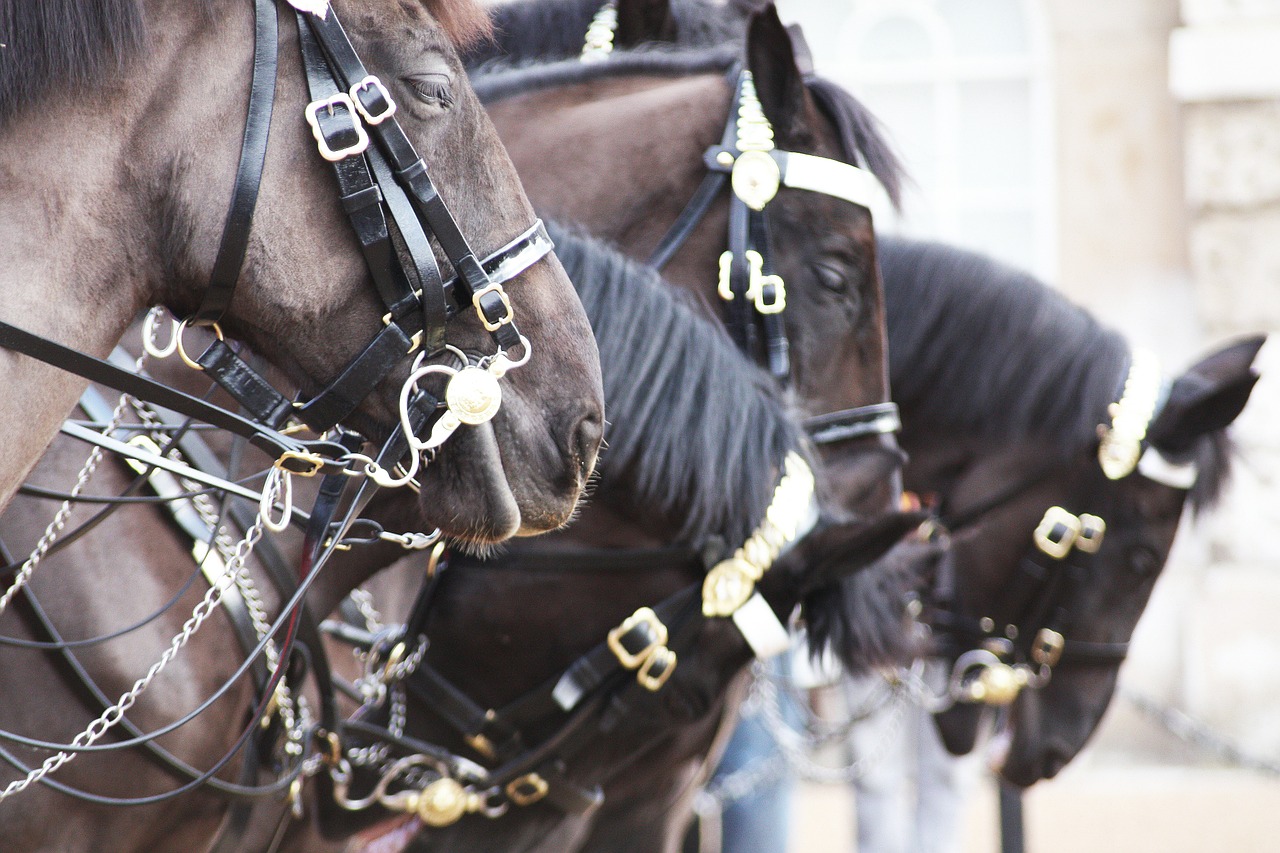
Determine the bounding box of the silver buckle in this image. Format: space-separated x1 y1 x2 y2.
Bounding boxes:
350 75 397 125
304 93 369 162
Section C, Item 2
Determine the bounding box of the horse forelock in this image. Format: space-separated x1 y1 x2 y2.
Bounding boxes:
0 0 146 120
545 220 810 546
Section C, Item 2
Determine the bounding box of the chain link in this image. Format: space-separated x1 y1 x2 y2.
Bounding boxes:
1120 686 1280 777
0 475 275 801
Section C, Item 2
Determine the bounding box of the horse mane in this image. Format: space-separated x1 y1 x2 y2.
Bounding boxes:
0 0 487 121
470 44 740 101
0 0 145 120
546 220 809 545
880 235 1232 505
461 0 606 67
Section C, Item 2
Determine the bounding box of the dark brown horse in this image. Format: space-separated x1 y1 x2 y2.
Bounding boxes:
472 5 906 521
0 0 604 539
0 223 912 853
875 237 1263 787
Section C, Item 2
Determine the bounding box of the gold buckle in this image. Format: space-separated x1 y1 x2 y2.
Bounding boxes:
274 450 325 478
1075 514 1107 554
473 283 514 331
1031 628 1065 668
717 251 735 302
745 250 786 314
1033 506 1080 559
606 607 667 669
303 93 369 162
636 646 677 691
505 773 549 807
349 75 397 125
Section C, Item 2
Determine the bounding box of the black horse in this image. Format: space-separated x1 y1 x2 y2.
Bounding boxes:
878 236 1262 786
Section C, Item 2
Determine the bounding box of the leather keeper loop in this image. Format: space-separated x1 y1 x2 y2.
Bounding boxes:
197 339 294 431
341 183 383 213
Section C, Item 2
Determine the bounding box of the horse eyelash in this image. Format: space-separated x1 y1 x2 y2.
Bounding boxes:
407 76 454 108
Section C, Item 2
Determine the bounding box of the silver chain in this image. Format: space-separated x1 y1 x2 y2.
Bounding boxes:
1120 686 1280 777
0 475 275 801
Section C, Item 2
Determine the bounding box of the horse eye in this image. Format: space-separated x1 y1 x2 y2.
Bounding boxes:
404 73 454 108
1129 545 1162 579
811 260 847 293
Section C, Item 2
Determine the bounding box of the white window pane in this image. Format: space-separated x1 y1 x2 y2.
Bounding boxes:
855 15 935 63
854 82 938 190
958 79 1032 191
938 0 1029 56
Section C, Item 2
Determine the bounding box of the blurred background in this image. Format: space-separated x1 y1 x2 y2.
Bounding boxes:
771 0 1280 849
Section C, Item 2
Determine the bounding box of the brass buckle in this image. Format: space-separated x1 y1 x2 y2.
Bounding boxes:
473 283 515 331
1033 506 1080 559
636 645 677 691
745 250 786 315
606 607 667 669
717 251 735 302
350 75 397 125
1031 628 1065 668
274 449 325 478
304 93 369 162
505 773 549 807
1075 514 1107 554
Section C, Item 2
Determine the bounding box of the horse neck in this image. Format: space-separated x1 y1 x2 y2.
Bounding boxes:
0 2 249 511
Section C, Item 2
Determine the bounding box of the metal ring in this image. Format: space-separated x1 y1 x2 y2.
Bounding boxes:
175 318 224 371
142 307 181 359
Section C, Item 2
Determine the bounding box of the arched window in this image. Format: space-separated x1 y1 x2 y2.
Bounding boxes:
784 0 1056 279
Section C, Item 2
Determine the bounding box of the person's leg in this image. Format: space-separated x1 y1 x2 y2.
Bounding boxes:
847 676 912 853
714 703 794 853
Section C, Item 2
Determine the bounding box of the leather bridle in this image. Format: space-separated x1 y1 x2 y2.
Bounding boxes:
0 0 556 486
647 66 902 449
923 351 1189 707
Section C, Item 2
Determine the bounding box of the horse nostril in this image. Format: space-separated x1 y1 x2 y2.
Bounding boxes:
570 407 604 478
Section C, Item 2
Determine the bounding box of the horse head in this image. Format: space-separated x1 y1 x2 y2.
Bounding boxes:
0 0 604 539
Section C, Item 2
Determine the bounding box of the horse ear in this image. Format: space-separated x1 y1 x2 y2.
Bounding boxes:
614 0 677 46
746 4 809 145
1147 334 1266 456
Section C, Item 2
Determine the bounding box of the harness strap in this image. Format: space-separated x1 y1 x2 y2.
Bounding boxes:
194 0 280 326
0 319 350 475
804 402 901 445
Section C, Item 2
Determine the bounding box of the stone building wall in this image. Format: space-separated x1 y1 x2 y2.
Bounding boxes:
1083 0 1280 766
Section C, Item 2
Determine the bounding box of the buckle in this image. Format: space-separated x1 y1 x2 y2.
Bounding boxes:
607 607 667 669
1031 628 1065 668
1075 513 1107 553
745 250 786 314
1033 506 1081 560
473 283 515 331
717 251 736 302
505 773 549 807
274 449 325 477
350 75 397 125
304 93 369 162
636 645 677 691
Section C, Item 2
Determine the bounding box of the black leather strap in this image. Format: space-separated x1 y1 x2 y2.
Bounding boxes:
804 402 902 445
196 339 295 431
0 319 348 473
194 0 280 326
